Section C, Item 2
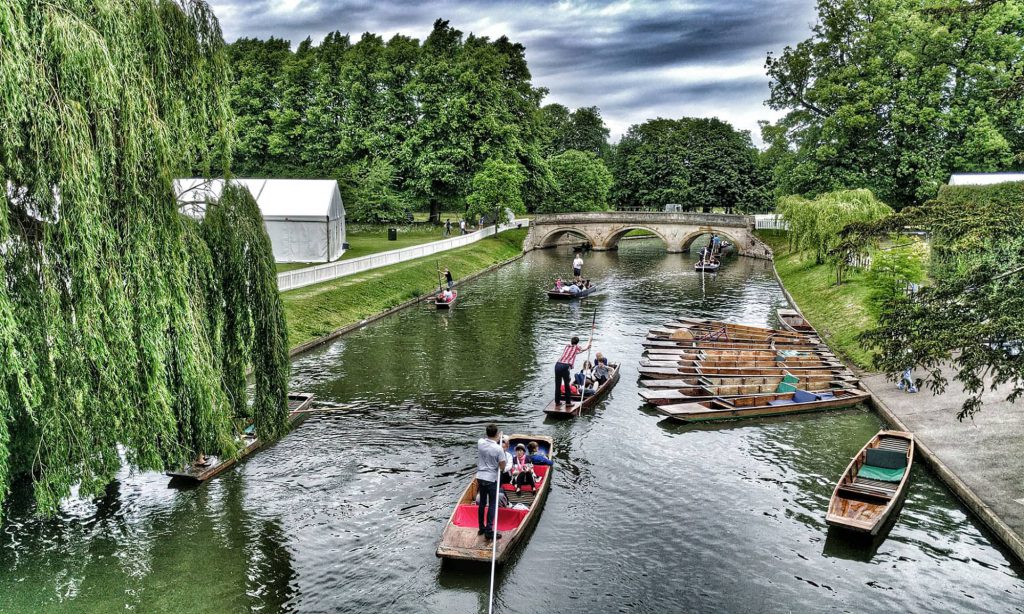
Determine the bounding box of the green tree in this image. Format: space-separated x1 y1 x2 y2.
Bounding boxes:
540 150 614 213
613 117 768 213
465 159 526 224
0 0 288 515
764 0 1024 208
539 104 611 158
777 189 893 283
345 158 411 223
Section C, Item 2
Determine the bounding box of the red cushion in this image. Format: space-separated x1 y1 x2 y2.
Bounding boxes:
534 465 550 479
452 504 528 531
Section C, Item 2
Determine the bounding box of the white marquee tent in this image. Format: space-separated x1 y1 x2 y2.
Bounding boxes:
175 178 346 263
948 173 1024 186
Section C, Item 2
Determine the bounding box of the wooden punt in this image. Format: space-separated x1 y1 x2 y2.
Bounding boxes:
640 380 854 405
435 290 457 308
650 328 816 345
827 431 914 535
544 363 620 418
694 261 720 272
436 434 554 564
667 318 809 339
640 356 842 369
166 393 314 483
645 346 833 358
777 308 816 334
639 373 860 389
655 388 870 422
643 349 838 363
643 338 828 352
639 365 849 379
547 285 597 300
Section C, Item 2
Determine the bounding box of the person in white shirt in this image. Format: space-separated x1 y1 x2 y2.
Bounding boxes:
572 254 583 277
476 424 506 539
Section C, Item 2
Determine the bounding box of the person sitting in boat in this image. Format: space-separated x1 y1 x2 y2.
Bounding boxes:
499 436 514 486
573 362 597 396
441 288 453 302
510 444 537 493
592 353 610 384
555 277 564 292
565 282 581 294
526 441 553 466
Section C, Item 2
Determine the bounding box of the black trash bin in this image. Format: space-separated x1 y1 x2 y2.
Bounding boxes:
388 227 397 241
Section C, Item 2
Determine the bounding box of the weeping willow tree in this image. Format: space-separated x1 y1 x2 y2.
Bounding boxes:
777 189 894 283
0 0 289 516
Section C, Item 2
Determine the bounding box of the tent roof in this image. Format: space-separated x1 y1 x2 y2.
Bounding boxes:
948 173 1024 186
175 178 343 219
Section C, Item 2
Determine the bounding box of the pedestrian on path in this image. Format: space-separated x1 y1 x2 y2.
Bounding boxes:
897 368 919 393
460 219 467 235
476 424 506 540
444 219 452 236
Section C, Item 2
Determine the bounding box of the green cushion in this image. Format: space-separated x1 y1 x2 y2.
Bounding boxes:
776 381 797 393
857 465 905 482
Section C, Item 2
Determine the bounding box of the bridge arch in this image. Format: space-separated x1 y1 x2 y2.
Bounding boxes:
679 228 743 252
536 227 598 248
603 226 671 249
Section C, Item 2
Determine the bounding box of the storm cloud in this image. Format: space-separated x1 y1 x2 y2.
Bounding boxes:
209 0 819 141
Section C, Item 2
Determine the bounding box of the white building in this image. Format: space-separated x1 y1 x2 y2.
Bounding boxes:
948 173 1024 186
176 178 346 263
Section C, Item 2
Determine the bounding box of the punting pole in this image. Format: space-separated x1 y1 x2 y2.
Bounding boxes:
436 261 443 294
487 455 501 614
576 309 597 412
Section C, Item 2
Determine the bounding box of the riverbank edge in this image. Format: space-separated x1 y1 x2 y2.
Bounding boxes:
288 252 525 358
770 260 1024 565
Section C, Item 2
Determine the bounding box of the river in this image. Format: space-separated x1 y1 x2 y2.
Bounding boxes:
1 240 1022 613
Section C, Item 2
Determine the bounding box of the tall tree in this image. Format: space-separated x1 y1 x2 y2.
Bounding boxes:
764 0 1024 208
539 104 611 158
465 158 526 224
540 150 614 213
613 117 768 213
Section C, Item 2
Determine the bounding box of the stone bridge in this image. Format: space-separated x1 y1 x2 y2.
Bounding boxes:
523 212 771 258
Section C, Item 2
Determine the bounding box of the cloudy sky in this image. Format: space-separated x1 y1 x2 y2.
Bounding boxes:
209 0 819 143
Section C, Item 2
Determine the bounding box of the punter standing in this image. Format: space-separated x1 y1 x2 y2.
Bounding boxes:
572 253 583 278
477 424 506 540
444 267 454 289
555 335 591 407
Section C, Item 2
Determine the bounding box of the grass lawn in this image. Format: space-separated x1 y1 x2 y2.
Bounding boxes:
757 230 876 370
283 229 527 349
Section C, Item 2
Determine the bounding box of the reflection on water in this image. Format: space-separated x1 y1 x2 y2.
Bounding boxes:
1 241 1022 613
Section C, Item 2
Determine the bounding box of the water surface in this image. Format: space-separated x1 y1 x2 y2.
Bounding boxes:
1 240 1021 613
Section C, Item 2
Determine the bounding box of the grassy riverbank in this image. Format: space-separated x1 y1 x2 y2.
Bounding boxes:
757 230 876 370
282 229 527 349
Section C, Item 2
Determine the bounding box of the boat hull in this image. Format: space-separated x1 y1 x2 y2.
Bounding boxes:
826 431 915 535
544 364 620 417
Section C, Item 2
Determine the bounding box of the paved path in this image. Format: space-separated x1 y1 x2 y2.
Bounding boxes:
863 367 1024 561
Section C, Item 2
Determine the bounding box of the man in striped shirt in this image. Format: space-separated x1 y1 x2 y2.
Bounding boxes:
555 335 591 407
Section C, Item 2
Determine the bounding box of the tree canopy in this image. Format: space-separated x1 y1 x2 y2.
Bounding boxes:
612 117 768 213
0 0 288 516
764 0 1024 208
857 182 1024 417
540 150 614 213
222 20 552 221
539 104 612 159
465 159 527 224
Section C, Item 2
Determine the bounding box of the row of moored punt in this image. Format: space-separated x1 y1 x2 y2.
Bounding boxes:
638 315 915 536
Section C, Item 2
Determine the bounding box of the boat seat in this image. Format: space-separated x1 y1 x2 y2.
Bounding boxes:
856 447 907 482
500 464 549 492
452 505 527 531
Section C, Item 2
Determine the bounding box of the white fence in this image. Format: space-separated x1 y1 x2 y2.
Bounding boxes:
277 220 529 292
754 214 789 230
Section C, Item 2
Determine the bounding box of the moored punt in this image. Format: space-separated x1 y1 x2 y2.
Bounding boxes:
643 348 837 362
666 318 809 339
640 356 842 369
547 284 597 300
544 363 621 418
643 338 829 352
639 379 854 405
650 327 817 345
166 393 314 483
639 365 849 379
436 434 555 563
655 388 870 422
639 373 859 389
435 290 457 308
777 308 816 334
827 431 914 535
